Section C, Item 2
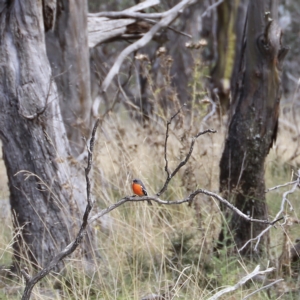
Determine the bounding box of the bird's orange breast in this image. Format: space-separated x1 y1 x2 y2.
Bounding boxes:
132 183 144 196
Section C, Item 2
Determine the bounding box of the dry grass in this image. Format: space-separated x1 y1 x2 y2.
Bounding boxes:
89 109 223 299
1 60 300 299
1 105 300 299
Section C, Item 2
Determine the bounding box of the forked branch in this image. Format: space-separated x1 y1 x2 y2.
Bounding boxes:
239 170 300 253
157 108 216 196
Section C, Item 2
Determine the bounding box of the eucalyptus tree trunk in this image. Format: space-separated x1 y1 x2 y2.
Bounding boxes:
0 1 93 270
219 0 288 255
45 0 92 155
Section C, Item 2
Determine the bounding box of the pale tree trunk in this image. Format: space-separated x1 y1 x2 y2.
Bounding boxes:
0 1 93 270
45 0 92 155
219 0 288 255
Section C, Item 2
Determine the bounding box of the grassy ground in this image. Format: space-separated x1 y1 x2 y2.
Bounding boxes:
1 50 300 298
0 100 300 299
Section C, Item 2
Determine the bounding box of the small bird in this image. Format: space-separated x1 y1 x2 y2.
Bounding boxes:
132 178 152 205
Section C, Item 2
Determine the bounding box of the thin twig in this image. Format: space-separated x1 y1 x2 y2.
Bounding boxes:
236 150 247 188
157 126 217 197
202 96 217 125
242 279 284 300
145 18 192 38
93 54 134 118
21 119 100 300
163 109 182 181
239 171 300 253
265 180 298 193
88 0 160 18
89 12 191 39
89 11 166 19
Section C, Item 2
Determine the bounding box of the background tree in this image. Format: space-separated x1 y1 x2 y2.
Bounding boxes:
219 0 288 254
45 0 93 154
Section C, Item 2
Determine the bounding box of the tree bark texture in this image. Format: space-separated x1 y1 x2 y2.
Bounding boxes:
0 1 93 269
210 0 240 112
46 0 92 155
219 0 288 255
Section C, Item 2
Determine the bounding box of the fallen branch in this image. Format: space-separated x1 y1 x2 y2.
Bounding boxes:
207 265 276 300
88 0 160 47
243 279 284 300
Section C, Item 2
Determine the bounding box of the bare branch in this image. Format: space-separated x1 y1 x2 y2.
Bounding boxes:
21 119 100 300
265 180 298 193
88 0 160 47
89 0 161 17
242 279 284 300
162 109 182 184
89 11 165 20
202 96 217 125
207 265 276 300
89 188 280 226
157 126 217 197
201 0 224 17
101 0 196 92
144 18 192 38
239 171 300 253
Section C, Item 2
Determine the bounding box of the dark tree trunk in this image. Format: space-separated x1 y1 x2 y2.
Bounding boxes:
0 1 93 270
219 0 288 255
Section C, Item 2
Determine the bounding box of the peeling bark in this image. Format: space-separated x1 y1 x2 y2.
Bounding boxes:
0 1 93 270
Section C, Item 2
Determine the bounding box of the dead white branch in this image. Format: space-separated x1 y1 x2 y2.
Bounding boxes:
207 265 276 300
88 0 160 48
100 0 196 92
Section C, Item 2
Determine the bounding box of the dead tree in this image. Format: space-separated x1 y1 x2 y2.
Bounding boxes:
219 0 288 255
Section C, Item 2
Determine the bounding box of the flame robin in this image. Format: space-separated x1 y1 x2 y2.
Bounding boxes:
132 179 152 205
